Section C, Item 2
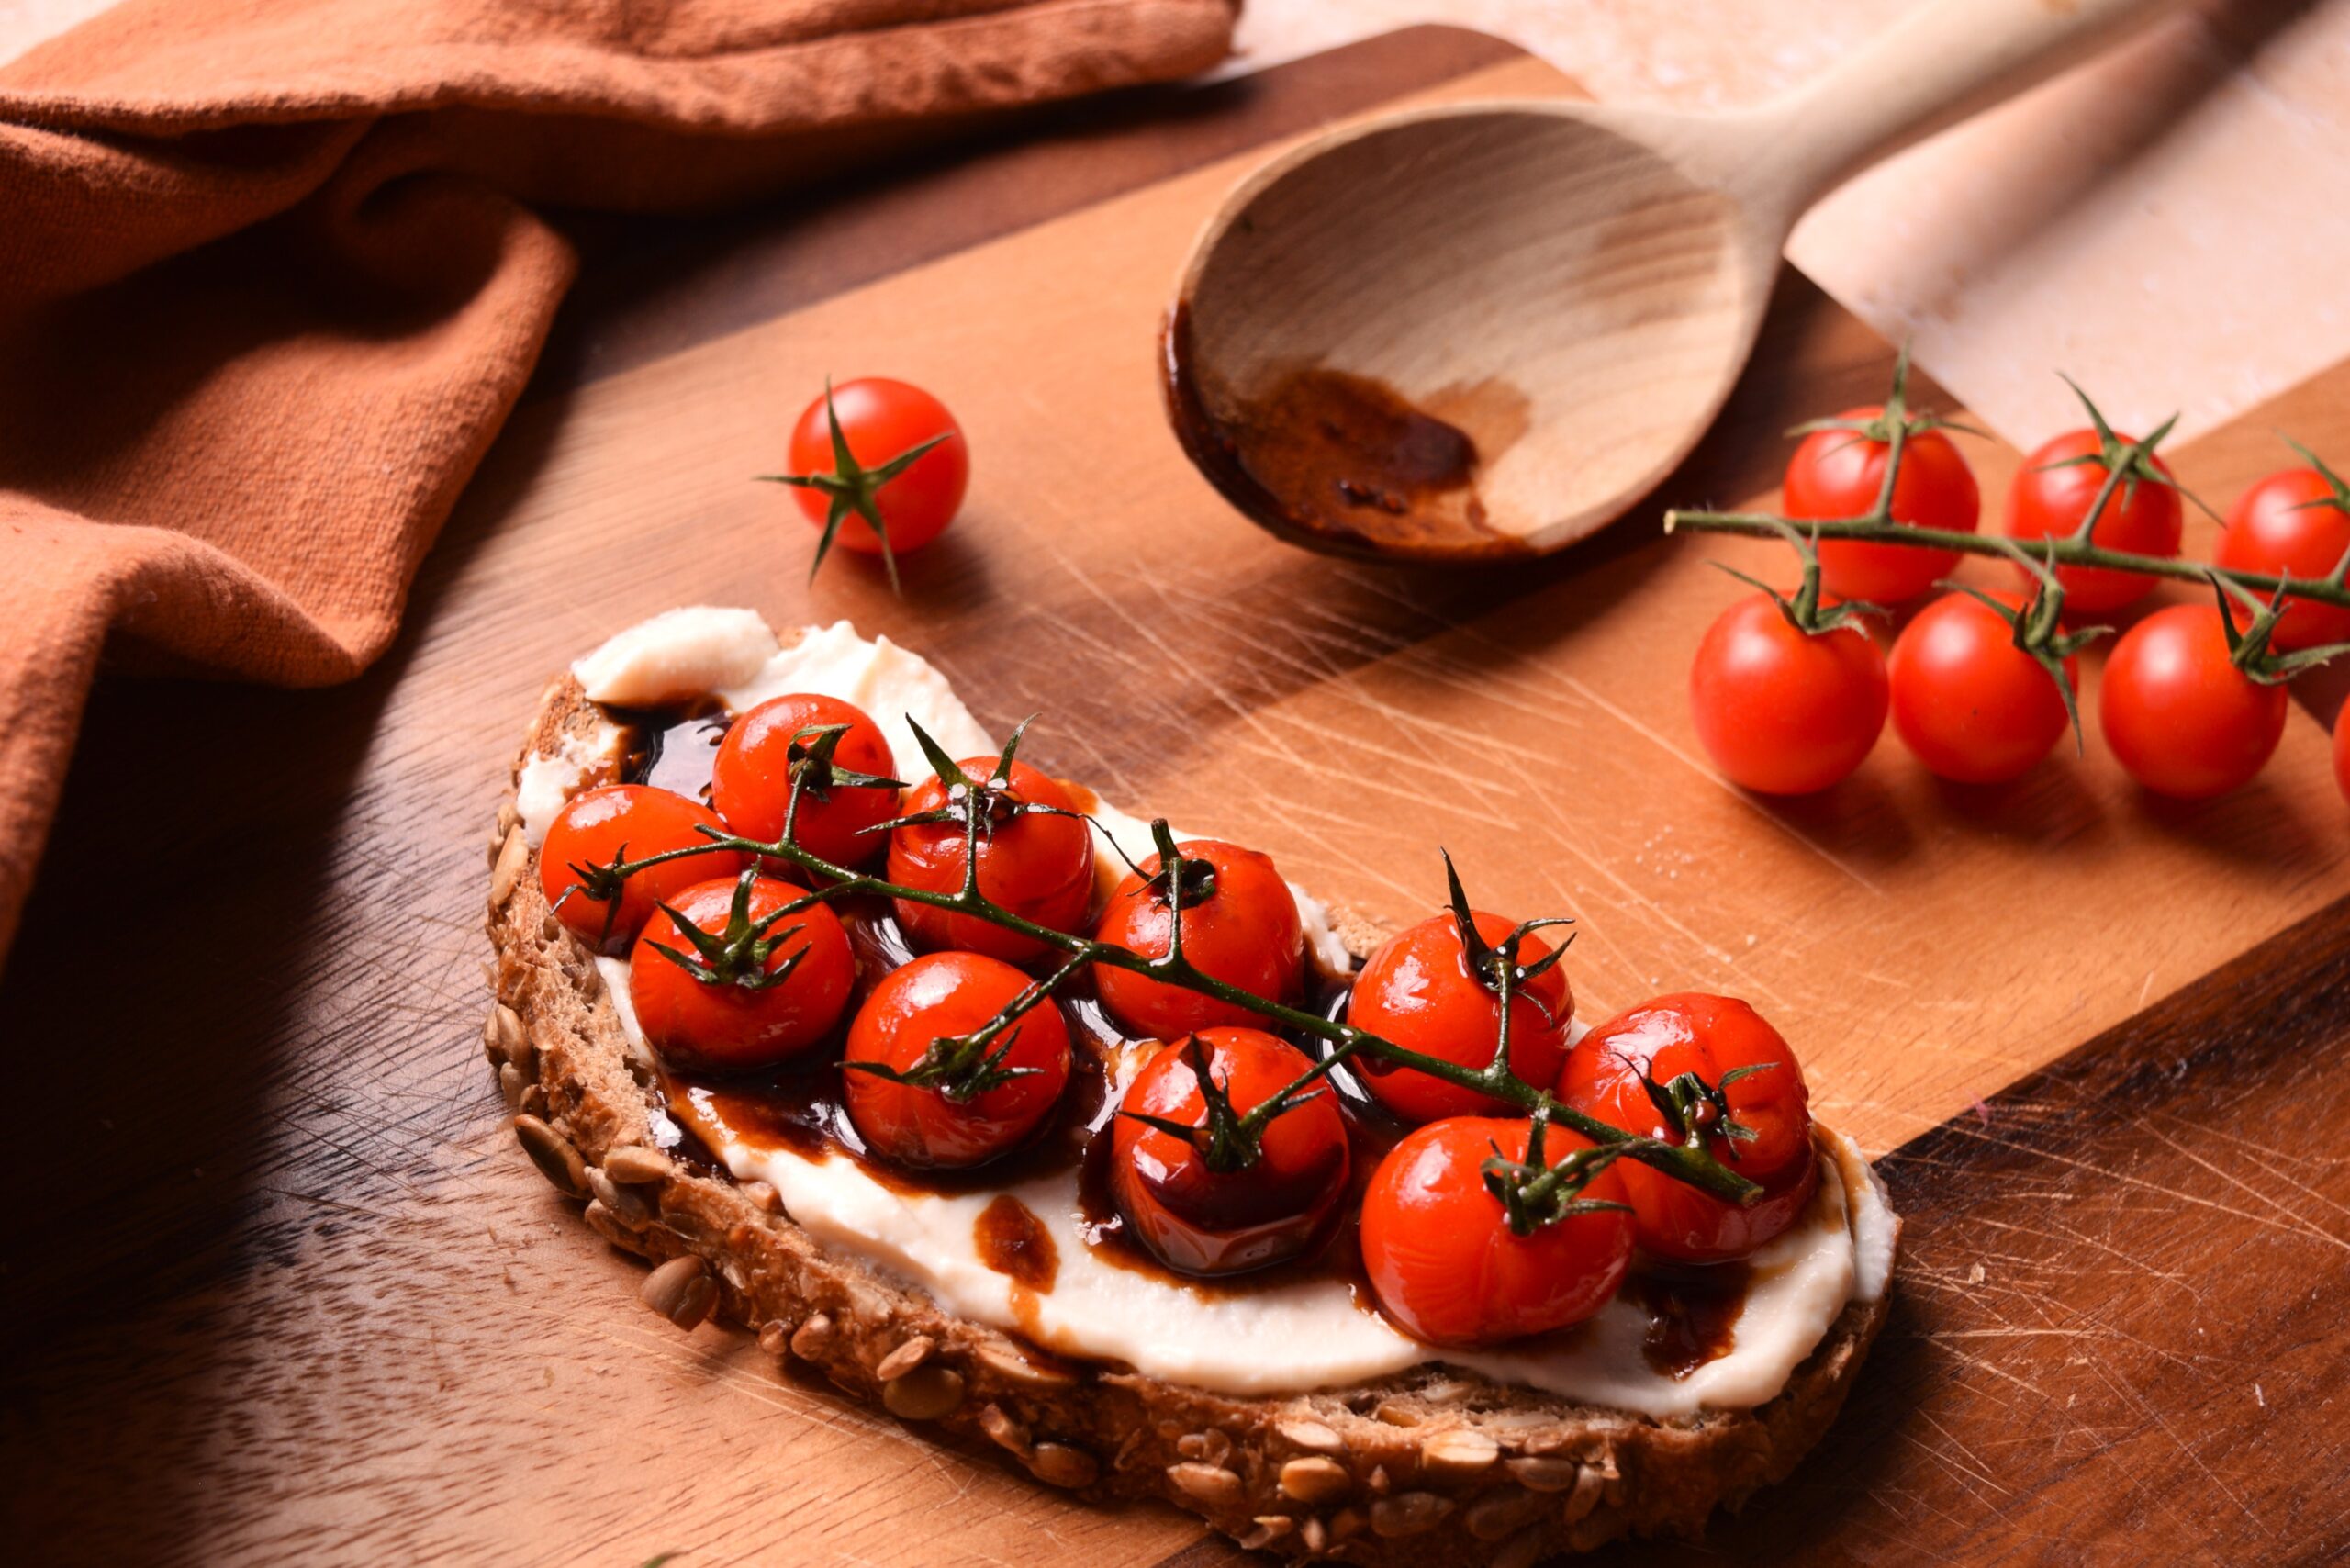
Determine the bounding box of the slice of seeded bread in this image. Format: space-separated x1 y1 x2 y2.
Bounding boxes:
481 670 1895 1566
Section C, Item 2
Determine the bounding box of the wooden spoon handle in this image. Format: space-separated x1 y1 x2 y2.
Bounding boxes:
1753 0 2183 218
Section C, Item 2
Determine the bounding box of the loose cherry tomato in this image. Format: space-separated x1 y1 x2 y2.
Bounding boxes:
711 693 900 870
1359 1116 1634 1347
1887 590 2074 783
1092 840 1304 1037
538 784 745 954
1110 1028 1349 1277
887 758 1094 966
1785 406 1979 603
629 872 855 1073
2008 428 2183 614
2212 465 2350 652
1558 993 1816 1263
842 952 1071 1169
783 378 968 560
2098 602 2287 800
1348 911 1570 1124
1689 593 1887 794
2335 705 2350 806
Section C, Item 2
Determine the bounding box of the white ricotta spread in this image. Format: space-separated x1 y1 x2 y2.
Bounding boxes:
536 608 1897 1414
574 606 778 707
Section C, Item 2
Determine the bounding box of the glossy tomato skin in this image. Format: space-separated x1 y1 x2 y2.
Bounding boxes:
1689 594 1887 795
1559 993 1816 1263
1785 406 1979 603
2213 468 2350 651
1093 841 1304 1037
786 378 968 556
628 875 855 1073
887 760 1095 965
1359 1117 1634 1347
1887 590 2074 783
2335 706 2350 806
1348 912 1570 1124
1110 1028 1349 1277
711 693 900 869
539 785 746 954
842 952 1072 1169
2098 603 2288 800
2008 429 2183 613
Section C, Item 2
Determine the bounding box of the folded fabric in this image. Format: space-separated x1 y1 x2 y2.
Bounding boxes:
0 0 1238 959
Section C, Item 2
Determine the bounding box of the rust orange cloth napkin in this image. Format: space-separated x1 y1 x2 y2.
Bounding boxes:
0 0 1237 958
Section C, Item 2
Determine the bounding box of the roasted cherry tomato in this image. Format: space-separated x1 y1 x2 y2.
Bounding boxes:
1559 993 1817 1263
1110 1028 1349 1277
2212 464 2350 652
538 784 745 954
2098 602 2287 800
1785 406 1979 604
842 951 1071 1169
628 871 855 1073
2007 427 2184 614
1348 911 1570 1124
783 377 968 559
1689 593 1887 794
711 693 900 870
887 758 1094 966
1887 589 2074 783
1359 1116 1634 1347
1092 840 1304 1037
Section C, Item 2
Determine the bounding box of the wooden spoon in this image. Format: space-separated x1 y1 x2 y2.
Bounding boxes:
1165 0 2179 562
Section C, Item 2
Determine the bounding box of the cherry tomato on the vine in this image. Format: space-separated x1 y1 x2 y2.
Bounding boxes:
1092 840 1304 1038
1689 593 1887 795
1887 590 2075 784
1348 911 1570 1125
629 872 855 1073
1359 1116 1634 1347
2098 603 2288 801
781 377 968 566
538 784 746 953
2007 427 2183 615
842 951 1071 1170
1785 406 1979 604
887 759 1094 966
1558 993 1816 1263
2212 465 2350 652
1110 1028 1349 1277
712 693 900 869
2334 707 2350 807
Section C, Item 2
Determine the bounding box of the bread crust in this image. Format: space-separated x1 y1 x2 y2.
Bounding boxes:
482 671 1893 1565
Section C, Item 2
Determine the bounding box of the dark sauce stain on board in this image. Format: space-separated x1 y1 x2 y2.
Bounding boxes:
1634 1260 1749 1379
1162 303 1533 563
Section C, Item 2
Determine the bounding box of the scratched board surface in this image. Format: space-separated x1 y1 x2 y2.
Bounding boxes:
2 28 2344 1567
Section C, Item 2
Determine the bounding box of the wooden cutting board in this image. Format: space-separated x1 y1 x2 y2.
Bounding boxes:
6 26 2346 1566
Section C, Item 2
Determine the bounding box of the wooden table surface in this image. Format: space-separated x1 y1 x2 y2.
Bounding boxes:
4 27 2347 1567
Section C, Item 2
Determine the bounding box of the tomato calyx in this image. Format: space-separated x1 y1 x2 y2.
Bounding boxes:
871 715 1082 850
2032 376 2214 537
2277 437 2350 521
646 868 818 991
1711 518 1887 637
1441 848 1573 1041
1479 1103 1636 1238
1638 1059 1777 1159
782 722 905 811
1785 341 1984 453
1936 540 2114 751
1106 820 1222 911
757 377 955 593
845 952 1080 1104
1118 1033 1333 1177
2208 570 2350 687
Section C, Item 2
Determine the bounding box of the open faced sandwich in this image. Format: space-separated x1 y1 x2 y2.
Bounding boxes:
481 610 1899 1564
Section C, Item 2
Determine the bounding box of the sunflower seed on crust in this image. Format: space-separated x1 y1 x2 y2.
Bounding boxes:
497 800 520 837
1329 1507 1366 1541
498 1062 528 1112
1168 1462 1245 1511
489 827 527 908
602 1145 673 1185
757 1320 791 1356
789 1313 835 1360
974 1340 1078 1389
1280 1457 1351 1505
582 1199 628 1246
1300 1516 1329 1553
1419 1428 1500 1480
1492 1524 1546 1568
1177 1429 1232 1467
1029 1442 1098 1489
1275 1417 1345 1454
978 1403 1030 1456
640 1256 716 1329
1371 1492 1452 1538
1505 1456 1582 1493
513 1114 586 1197
492 1004 531 1069
586 1169 653 1229
1237 1517 1294 1551
1466 1488 1545 1540
883 1364 965 1421
875 1336 935 1381
1561 1464 1607 1523
1374 1401 1423 1427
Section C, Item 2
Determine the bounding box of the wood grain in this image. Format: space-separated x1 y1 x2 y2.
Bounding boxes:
4 26 2346 1567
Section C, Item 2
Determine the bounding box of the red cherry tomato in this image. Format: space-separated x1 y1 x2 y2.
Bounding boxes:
2007 428 2183 614
1347 911 1570 1124
785 378 968 556
1359 1116 1634 1347
628 873 855 1073
1558 993 1817 1263
1887 590 2075 783
1689 594 1887 795
887 759 1094 966
2098 603 2287 800
2212 466 2350 652
1110 1028 1349 1277
711 693 900 870
842 952 1071 1169
1092 840 1304 1037
2335 706 2350 806
1785 406 1979 603
538 785 746 954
